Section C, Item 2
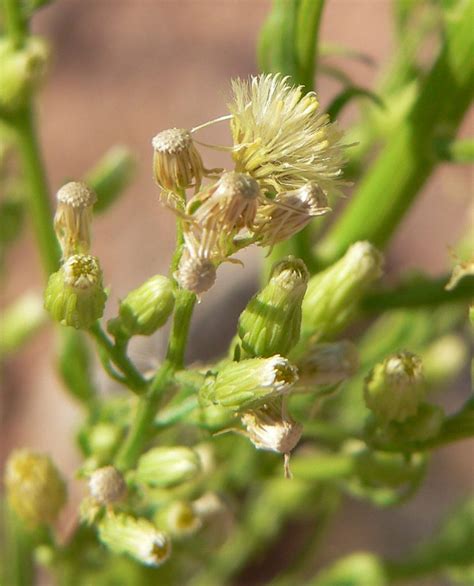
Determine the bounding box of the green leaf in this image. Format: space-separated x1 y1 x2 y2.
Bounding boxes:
327 86 385 120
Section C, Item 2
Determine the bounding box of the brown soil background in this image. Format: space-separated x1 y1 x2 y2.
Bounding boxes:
1 1 473 585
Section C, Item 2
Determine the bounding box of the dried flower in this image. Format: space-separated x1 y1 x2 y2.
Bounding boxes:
88 466 127 506
152 127 205 194
98 513 171 567
176 249 217 295
364 351 426 423
199 355 298 411
4 449 66 527
54 181 97 259
44 254 107 329
238 257 309 358
254 182 331 250
188 171 260 233
241 398 302 478
228 74 347 194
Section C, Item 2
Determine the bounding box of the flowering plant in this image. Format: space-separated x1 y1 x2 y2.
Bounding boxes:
1 0 473 585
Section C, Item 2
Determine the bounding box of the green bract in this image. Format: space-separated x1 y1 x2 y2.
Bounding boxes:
44 254 107 329
238 256 308 358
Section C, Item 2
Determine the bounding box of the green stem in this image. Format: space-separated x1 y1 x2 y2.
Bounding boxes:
296 0 325 90
3 0 28 48
11 107 60 276
361 274 474 312
89 322 147 393
114 288 196 470
316 0 474 264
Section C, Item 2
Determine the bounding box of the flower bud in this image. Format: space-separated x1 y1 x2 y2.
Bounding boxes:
296 340 359 386
4 449 66 527
364 351 426 423
152 127 204 193
301 241 383 342
88 423 123 461
383 403 445 444
133 446 201 488
44 254 107 329
241 398 302 477
110 275 175 338
54 181 97 259
237 257 308 358
98 513 171 567
162 501 202 538
314 553 386 586
88 466 127 506
0 37 49 116
199 355 298 412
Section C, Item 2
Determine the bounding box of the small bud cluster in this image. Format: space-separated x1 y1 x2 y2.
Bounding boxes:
152 73 347 295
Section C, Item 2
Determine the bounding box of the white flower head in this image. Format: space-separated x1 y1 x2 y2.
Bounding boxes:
228 74 347 195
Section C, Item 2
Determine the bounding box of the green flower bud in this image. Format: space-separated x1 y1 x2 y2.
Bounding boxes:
4 449 66 527
88 423 123 461
111 275 175 338
88 466 127 506
133 447 201 488
364 351 426 423
237 257 308 358
44 254 107 329
301 241 383 342
160 501 202 538
0 37 49 117
199 355 298 411
353 446 425 489
296 340 359 386
98 513 171 567
383 403 445 444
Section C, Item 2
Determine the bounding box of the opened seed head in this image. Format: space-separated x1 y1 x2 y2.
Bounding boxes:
152 128 192 154
57 181 97 208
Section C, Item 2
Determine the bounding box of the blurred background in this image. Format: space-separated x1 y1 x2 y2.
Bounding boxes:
1 1 472 584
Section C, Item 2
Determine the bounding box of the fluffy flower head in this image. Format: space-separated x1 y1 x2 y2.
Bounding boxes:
228 74 347 194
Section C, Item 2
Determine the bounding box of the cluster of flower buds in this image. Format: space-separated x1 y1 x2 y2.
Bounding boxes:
4 449 67 527
45 181 107 329
151 74 347 295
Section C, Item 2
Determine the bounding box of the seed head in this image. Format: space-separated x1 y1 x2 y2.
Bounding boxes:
228 74 347 195
152 127 205 193
88 466 127 506
176 251 216 295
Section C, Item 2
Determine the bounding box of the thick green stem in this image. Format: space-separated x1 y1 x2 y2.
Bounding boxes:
296 0 325 89
316 0 474 264
11 107 60 276
89 322 147 393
